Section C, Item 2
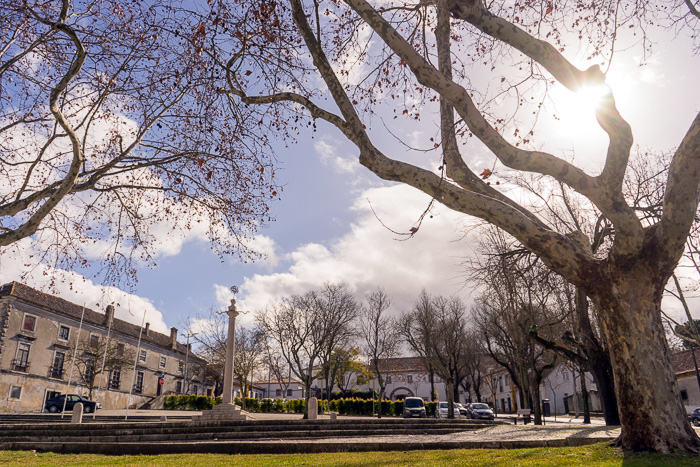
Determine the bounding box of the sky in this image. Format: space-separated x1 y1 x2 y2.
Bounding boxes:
2 6 700 343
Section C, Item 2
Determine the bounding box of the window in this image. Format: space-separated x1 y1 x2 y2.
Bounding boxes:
563 371 570 381
192 385 198 395
505 375 510 387
176 381 182 394
51 351 65 379
22 314 36 332
9 386 22 400
134 371 144 393
159 356 166 368
109 369 121 389
499 376 503 393
681 389 689 401
407 375 413 384
178 361 184 373
387 376 392 384
13 342 30 372
276 389 282 397
58 325 70 341
116 343 124 357
89 334 100 347
138 349 147 362
287 389 292 396
85 358 95 382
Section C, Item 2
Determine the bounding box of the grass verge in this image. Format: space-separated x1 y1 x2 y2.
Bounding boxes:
0 442 697 466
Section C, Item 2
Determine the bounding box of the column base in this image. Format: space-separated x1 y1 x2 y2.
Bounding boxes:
194 403 249 421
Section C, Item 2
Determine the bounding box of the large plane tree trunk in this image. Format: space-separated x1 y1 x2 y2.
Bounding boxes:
594 264 699 452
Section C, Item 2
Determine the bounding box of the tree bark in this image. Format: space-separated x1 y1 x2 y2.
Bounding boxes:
579 368 591 424
594 265 699 452
589 358 619 425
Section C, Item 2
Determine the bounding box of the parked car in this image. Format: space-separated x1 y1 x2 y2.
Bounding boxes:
402 396 427 418
435 401 462 419
44 394 101 413
468 402 495 420
691 407 700 427
458 403 469 417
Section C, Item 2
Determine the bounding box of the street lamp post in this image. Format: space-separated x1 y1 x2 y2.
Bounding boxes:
182 331 198 394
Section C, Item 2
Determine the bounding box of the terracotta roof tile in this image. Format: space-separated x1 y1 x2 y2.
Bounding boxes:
375 356 428 372
673 348 700 376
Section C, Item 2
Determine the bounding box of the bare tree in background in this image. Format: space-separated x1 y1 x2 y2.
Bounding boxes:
233 326 266 409
470 229 567 424
257 284 358 418
314 284 360 401
67 334 134 400
399 290 470 419
359 288 400 417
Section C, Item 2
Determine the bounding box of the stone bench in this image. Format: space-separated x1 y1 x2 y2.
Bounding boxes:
513 409 531 425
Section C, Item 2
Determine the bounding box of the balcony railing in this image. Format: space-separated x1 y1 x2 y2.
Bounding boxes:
11 359 30 373
109 380 121 390
133 384 143 394
49 366 64 379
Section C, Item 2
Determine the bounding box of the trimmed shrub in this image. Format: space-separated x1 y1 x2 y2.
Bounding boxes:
382 399 395 416
287 398 305 413
260 398 274 413
244 397 260 411
426 401 437 417
163 394 214 411
272 398 285 412
163 395 176 410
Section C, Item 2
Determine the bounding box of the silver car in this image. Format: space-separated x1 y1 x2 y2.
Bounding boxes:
468 402 495 420
435 401 462 419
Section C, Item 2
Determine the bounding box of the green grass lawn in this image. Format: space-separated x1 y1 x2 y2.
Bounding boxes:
0 443 697 467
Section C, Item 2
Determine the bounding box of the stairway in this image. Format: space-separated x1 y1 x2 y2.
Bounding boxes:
0 417 501 455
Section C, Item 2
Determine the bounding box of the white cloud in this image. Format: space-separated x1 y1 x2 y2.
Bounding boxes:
236 184 477 322
314 139 360 175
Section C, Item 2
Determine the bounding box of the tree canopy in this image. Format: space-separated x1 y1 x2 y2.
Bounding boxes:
215 0 700 452
1 0 280 285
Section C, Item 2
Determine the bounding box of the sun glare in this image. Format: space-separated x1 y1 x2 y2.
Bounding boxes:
576 83 612 108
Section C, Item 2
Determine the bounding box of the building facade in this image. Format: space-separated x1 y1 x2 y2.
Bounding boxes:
0 282 211 413
673 348 700 412
255 378 305 400
367 357 448 401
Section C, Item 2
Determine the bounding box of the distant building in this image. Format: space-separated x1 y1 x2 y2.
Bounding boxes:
673 348 700 411
479 363 599 415
255 378 305 399
0 282 211 413
369 357 448 401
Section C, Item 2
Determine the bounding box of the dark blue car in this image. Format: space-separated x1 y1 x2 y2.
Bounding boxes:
44 394 101 413
691 407 700 427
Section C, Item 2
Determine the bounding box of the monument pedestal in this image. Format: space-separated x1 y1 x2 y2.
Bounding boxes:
195 403 249 421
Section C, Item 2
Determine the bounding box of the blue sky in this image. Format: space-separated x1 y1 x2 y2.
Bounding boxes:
3 11 700 340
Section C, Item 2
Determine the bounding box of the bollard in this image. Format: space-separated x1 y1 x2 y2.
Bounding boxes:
71 402 84 424
308 397 318 420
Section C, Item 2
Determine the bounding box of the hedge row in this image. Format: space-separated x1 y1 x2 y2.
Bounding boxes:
163 394 222 411
164 395 438 416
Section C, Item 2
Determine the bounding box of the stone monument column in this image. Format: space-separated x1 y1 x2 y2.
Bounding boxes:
196 296 248 421
222 299 239 405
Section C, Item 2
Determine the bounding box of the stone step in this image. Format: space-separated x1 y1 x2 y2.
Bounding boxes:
0 419 496 441
0 426 473 444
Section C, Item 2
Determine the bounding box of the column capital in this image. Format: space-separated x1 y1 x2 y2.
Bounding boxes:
226 299 240 319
